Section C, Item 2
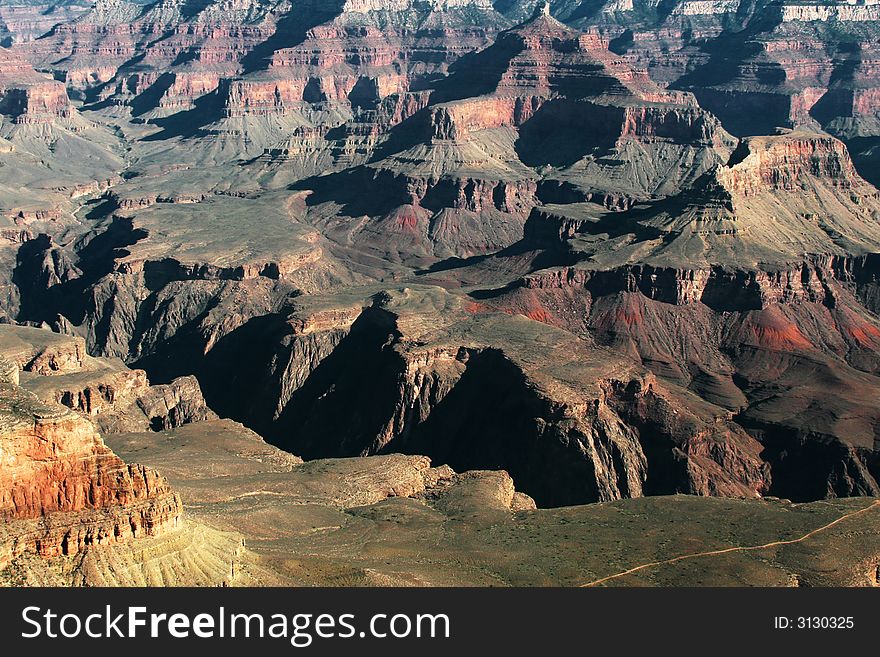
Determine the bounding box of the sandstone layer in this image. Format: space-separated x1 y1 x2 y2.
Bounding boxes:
0 362 182 569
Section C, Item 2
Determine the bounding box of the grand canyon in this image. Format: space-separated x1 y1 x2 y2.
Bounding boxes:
0 0 878 586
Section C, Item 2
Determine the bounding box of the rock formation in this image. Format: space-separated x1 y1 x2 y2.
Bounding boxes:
293 10 732 261
169 285 770 506
0 324 272 586
0 47 70 123
0 325 214 432
0 360 182 569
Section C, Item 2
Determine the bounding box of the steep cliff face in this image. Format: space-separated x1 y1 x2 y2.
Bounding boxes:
0 322 273 583
718 133 860 194
670 2 880 141
488 266 880 500
0 367 182 569
370 345 767 505
0 47 70 123
516 255 880 312
165 287 769 506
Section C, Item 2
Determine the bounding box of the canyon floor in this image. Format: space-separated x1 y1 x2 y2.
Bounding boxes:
1 0 880 585
105 421 880 587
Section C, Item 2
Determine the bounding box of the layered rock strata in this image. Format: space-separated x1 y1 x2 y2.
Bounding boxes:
0 363 181 569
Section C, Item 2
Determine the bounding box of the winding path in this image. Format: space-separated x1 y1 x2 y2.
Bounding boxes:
580 500 880 587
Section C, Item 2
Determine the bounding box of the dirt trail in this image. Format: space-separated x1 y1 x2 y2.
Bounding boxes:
580 500 880 587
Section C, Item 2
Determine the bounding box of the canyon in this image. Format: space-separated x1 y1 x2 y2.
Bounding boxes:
0 0 878 586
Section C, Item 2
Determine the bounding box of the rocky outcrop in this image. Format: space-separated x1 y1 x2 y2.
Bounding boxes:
718 133 860 195
222 77 311 118
0 325 214 434
0 375 181 569
0 47 70 123
428 98 722 145
429 96 541 140
516 255 880 311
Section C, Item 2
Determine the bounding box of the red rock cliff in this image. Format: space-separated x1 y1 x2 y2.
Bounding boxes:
0 364 181 568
